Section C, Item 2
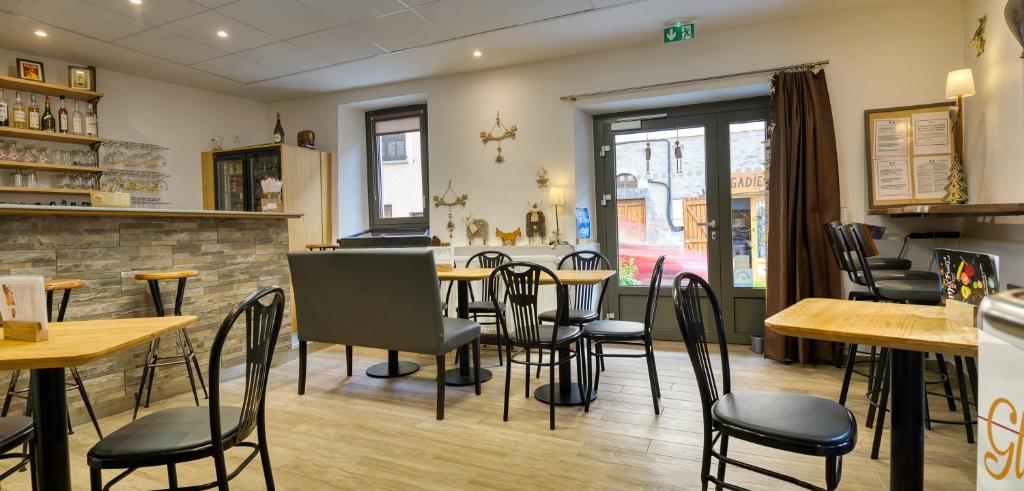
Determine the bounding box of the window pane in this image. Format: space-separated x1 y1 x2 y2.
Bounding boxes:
377 130 423 218
614 127 707 287
729 120 767 288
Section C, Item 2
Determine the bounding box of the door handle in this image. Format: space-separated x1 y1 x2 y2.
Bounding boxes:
697 219 718 240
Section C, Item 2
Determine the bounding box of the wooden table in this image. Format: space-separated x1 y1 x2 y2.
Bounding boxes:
438 268 617 404
765 298 977 491
0 316 198 491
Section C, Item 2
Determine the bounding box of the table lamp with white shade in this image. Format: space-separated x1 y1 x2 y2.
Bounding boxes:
548 186 568 245
944 68 974 203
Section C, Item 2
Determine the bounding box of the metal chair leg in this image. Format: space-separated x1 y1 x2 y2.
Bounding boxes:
472 339 481 396
2 369 21 417
133 339 157 421
71 368 102 438
953 356 975 444
644 337 660 415
524 349 531 398
871 353 891 460
502 343 512 422
298 340 306 395
934 353 957 411
716 434 729 488
837 343 858 406
167 463 178 489
435 355 446 420
548 358 556 430
176 331 201 406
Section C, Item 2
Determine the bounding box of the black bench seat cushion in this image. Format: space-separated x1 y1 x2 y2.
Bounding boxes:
91 407 241 460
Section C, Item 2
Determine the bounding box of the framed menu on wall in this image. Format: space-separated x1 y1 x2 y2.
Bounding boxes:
864 102 956 208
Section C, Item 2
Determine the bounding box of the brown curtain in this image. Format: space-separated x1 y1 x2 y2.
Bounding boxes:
764 69 842 364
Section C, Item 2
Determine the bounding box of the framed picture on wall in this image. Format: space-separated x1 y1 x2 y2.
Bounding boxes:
864 101 956 209
16 58 45 82
68 65 96 91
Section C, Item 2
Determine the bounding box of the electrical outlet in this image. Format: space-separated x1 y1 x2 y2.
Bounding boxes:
607 312 616 319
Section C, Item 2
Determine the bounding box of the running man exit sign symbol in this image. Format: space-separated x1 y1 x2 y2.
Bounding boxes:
663 23 695 44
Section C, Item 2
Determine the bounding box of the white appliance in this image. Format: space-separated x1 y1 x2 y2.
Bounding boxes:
977 290 1024 490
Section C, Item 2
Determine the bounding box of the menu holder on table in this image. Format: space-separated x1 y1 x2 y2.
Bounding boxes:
935 248 999 327
0 276 49 341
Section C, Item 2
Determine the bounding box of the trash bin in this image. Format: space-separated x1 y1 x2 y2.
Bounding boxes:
750 334 764 354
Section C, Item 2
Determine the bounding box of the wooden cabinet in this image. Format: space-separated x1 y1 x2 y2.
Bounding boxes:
202 143 332 251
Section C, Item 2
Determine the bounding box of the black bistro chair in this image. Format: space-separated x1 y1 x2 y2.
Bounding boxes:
537 250 611 376
844 223 976 458
0 416 34 488
491 262 585 430
445 251 512 364
584 256 664 414
673 273 856 490
87 287 286 490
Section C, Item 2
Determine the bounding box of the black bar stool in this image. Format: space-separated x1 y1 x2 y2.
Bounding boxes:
132 270 207 421
1 278 103 438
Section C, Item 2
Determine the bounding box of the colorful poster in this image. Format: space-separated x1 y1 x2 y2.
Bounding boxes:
935 249 1000 305
575 207 591 240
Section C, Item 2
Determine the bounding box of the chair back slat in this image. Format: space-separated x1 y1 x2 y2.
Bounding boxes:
843 223 881 296
491 262 563 347
208 286 285 452
558 251 612 314
466 251 512 303
672 273 729 416
643 256 667 334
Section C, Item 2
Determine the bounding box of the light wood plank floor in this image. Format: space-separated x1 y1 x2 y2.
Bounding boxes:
5 342 977 490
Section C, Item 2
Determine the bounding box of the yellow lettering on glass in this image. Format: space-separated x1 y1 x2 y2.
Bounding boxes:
983 397 1024 480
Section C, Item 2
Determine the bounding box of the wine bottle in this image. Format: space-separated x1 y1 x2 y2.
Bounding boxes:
12 92 25 129
71 100 83 135
85 103 98 137
0 89 7 127
273 112 283 143
57 96 68 133
41 96 56 132
28 94 40 131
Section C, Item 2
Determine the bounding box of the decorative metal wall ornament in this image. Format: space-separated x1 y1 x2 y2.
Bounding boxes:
495 227 522 246
431 179 468 240
525 202 547 244
970 15 988 57
536 167 549 188
673 129 684 174
479 111 518 164
465 215 489 245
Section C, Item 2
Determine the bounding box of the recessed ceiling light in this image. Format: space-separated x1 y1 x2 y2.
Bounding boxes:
129 0 142 5
34 30 47 37
472 50 482 57
216 30 228 38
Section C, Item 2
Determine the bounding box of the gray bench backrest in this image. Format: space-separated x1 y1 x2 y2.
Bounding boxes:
288 250 446 355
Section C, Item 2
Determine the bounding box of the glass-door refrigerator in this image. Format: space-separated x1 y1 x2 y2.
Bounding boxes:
213 148 281 212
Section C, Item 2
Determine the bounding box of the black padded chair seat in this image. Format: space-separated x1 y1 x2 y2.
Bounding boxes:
509 325 581 347
538 309 598 324
871 270 939 281
90 407 241 461
875 279 941 304
467 300 504 314
443 318 481 351
712 391 856 454
583 320 644 338
853 257 911 271
0 416 32 452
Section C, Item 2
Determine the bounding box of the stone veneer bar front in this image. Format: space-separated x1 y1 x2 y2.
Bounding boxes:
0 205 299 422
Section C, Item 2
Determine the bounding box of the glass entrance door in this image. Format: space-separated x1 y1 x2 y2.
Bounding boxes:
596 98 769 344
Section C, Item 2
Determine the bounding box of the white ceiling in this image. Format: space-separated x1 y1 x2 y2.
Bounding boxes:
0 0 897 102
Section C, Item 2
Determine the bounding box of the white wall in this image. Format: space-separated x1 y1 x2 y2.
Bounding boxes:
270 0 966 245
0 48 270 209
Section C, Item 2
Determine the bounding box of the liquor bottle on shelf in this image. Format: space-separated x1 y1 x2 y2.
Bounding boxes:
71 100 83 135
28 94 40 131
85 103 97 137
41 96 56 132
57 96 68 134
11 92 26 129
273 112 283 143
0 89 7 127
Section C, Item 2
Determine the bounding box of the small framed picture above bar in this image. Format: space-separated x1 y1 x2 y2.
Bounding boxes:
864 102 955 208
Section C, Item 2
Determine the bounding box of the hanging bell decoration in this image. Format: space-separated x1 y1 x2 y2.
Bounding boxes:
644 142 652 176
673 140 683 174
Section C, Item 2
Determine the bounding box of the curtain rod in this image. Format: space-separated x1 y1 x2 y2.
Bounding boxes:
560 60 830 102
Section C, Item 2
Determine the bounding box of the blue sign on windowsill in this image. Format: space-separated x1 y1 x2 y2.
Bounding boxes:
576 207 591 240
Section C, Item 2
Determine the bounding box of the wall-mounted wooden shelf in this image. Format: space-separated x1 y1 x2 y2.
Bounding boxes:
868 203 1024 218
0 75 103 102
0 160 104 173
0 186 92 196
0 127 102 146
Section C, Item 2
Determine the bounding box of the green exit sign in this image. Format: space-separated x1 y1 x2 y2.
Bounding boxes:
663 23 695 44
